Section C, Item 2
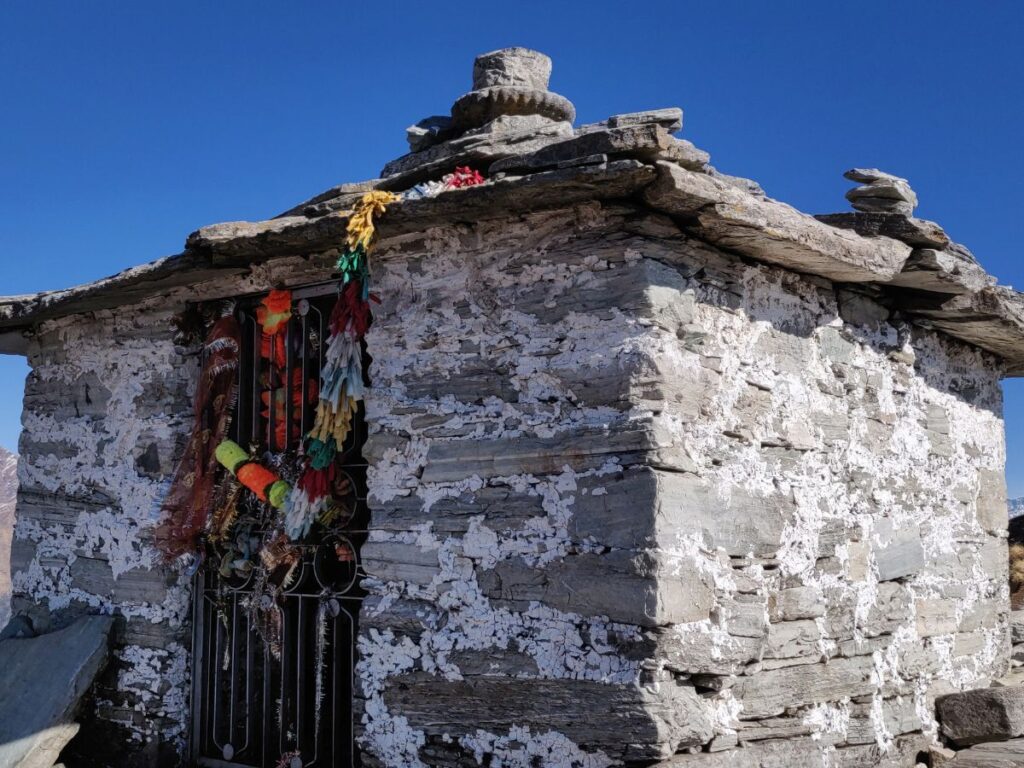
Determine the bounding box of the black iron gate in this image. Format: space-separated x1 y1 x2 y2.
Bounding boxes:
190 285 367 768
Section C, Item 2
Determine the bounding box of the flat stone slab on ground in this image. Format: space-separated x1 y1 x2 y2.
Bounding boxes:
0 616 113 768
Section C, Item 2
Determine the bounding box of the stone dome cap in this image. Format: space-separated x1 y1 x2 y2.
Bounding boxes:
450 47 576 132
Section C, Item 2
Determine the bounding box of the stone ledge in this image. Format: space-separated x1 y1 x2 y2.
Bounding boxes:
0 253 246 331
815 211 950 249
380 118 574 184
489 123 676 174
0 161 654 331
642 161 913 283
887 246 995 295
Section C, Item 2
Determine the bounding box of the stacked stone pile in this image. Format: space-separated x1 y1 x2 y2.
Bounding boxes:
844 168 919 215
817 169 994 296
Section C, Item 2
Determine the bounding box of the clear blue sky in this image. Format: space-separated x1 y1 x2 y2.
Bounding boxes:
1 1 1022 495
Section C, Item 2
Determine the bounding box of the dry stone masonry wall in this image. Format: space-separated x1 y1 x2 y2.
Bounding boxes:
358 204 707 766
1 47 1022 768
352 202 1011 766
10 305 193 766
645 218 1009 765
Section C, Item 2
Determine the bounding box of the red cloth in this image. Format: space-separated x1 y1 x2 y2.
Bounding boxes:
298 462 336 502
329 280 376 338
447 166 485 188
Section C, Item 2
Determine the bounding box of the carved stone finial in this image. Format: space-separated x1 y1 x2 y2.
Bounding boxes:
472 47 552 90
843 168 918 216
449 47 575 132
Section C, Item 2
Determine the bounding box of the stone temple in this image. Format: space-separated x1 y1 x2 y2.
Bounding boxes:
1 47 1023 768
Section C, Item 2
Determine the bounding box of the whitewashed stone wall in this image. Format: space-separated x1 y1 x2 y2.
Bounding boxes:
645 211 1010 766
359 201 1009 766
10 306 194 766
7 201 1011 767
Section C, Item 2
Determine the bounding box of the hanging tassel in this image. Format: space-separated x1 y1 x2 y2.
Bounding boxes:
283 464 338 540
309 397 357 449
345 190 398 252
283 488 317 541
284 190 394 535
306 437 337 470
335 249 369 287
301 462 336 499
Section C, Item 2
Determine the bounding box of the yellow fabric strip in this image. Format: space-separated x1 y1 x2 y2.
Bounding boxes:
345 190 399 252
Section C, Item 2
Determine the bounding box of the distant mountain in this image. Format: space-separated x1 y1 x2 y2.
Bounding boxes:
0 446 16 628
1013 497 1024 519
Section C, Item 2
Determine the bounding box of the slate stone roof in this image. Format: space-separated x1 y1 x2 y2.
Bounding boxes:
2 48 1022 375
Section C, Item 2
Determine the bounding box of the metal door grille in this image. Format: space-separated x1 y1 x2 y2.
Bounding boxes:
190 285 366 768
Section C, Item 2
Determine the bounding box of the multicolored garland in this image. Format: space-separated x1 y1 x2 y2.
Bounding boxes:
403 165 485 200
283 189 398 539
287 168 486 536
215 439 291 509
